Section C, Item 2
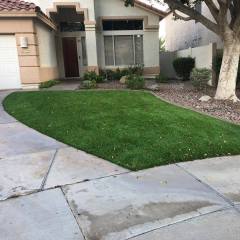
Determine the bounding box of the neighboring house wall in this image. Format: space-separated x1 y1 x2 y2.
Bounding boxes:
36 22 59 82
95 0 160 74
160 3 223 51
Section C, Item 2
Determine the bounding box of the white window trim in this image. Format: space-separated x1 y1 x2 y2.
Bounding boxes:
103 30 143 36
103 31 144 67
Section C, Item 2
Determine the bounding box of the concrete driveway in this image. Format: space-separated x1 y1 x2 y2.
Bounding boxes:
1 91 240 240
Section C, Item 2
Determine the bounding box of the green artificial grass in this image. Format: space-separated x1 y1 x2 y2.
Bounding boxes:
4 90 240 170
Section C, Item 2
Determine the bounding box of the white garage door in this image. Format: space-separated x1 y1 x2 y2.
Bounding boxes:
0 35 21 90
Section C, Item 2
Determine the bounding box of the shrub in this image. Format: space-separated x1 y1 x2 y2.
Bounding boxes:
173 57 195 81
39 80 59 89
99 65 144 81
114 68 125 80
126 74 145 89
213 52 240 85
82 80 97 89
191 68 212 91
155 73 168 83
127 64 144 76
84 71 104 83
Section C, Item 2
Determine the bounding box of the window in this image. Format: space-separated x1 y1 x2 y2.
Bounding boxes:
102 20 143 31
60 22 85 32
81 37 88 66
104 36 114 66
115 36 134 65
104 35 143 66
135 35 143 64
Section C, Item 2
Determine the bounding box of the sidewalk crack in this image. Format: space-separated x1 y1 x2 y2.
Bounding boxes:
60 187 87 240
40 149 58 190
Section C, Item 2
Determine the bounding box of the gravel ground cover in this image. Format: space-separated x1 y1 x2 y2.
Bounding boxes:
154 82 240 124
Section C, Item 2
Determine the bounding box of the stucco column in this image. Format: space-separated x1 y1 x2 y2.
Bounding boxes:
143 28 160 75
85 22 99 73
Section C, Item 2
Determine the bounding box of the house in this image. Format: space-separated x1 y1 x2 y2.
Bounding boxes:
160 2 223 52
0 0 166 90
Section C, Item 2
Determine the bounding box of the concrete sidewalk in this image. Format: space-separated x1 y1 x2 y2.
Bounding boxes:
1 91 240 240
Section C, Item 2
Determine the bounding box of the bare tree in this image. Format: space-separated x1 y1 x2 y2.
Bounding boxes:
125 0 240 101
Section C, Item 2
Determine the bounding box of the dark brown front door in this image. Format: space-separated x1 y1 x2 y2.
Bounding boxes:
62 37 79 78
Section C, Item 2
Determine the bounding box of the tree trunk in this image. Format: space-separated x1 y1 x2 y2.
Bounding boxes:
215 34 240 102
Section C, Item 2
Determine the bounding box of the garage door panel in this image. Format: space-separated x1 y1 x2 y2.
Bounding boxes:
0 35 21 90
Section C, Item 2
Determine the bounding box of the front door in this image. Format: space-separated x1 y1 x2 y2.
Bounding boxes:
62 37 79 78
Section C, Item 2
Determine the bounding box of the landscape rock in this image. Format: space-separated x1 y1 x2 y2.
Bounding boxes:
120 76 128 84
147 84 160 91
155 83 240 124
199 95 212 102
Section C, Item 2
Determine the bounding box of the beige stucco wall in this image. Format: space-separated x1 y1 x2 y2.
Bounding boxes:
0 17 58 87
0 18 40 86
30 0 96 21
36 21 59 82
160 3 223 51
27 0 161 75
94 0 160 74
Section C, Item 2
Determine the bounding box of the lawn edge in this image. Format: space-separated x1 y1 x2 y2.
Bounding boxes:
149 91 240 127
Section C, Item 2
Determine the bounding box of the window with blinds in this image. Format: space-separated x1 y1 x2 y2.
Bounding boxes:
81 37 88 66
104 35 143 66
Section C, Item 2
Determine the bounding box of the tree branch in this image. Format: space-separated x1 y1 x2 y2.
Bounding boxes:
165 0 220 35
204 0 219 23
173 10 192 21
230 0 240 29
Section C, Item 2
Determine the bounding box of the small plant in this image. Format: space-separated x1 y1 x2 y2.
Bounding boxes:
114 68 124 80
100 69 114 81
173 57 195 81
82 80 97 89
126 74 145 89
155 73 168 83
127 64 144 76
159 38 166 52
84 71 104 83
39 80 59 89
191 68 212 91
99 65 144 82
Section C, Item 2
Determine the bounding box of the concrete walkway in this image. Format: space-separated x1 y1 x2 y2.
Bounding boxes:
1 90 240 240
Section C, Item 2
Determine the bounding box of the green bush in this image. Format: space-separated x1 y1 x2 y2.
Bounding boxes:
39 80 59 89
114 68 125 80
155 73 168 83
82 80 97 89
173 57 195 80
84 71 104 83
127 64 144 76
100 65 144 81
191 68 212 91
126 74 145 89
213 52 240 85
99 68 126 81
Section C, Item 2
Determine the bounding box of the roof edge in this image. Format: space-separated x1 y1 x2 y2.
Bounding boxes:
134 0 168 18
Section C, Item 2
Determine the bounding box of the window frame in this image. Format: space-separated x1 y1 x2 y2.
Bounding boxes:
102 19 143 31
103 30 144 68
